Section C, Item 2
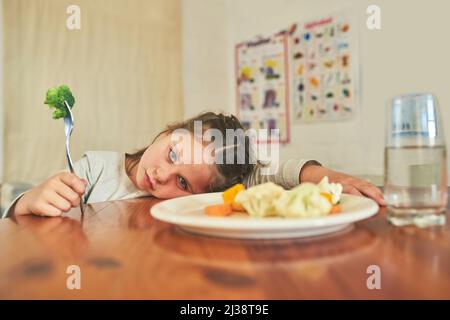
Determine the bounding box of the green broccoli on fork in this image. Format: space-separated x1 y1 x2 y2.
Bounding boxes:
44 85 75 119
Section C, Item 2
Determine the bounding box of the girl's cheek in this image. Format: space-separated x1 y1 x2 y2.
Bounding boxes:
157 186 179 199
159 187 171 198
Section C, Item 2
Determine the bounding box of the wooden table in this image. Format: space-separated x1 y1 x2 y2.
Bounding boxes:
0 191 449 300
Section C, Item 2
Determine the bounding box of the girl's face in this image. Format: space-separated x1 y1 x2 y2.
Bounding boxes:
134 131 219 199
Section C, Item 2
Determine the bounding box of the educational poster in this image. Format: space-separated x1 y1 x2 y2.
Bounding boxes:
235 32 290 144
289 13 358 123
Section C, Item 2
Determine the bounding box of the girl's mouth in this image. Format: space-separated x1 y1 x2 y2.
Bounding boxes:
144 172 154 191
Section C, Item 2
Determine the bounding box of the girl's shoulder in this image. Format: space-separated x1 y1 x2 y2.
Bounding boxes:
76 150 124 177
83 150 122 163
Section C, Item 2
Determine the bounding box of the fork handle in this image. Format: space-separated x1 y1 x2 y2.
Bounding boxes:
65 137 85 213
65 139 75 173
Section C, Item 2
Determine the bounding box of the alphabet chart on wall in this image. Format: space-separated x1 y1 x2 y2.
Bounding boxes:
289 12 358 123
235 32 290 144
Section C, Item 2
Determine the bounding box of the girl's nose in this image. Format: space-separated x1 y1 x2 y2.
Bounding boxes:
154 166 174 184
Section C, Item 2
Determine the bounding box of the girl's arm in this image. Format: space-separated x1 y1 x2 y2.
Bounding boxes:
6 173 86 218
1 155 91 219
300 164 385 206
244 159 386 206
243 159 321 189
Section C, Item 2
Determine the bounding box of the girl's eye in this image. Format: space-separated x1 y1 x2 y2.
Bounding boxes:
178 176 188 190
168 148 178 163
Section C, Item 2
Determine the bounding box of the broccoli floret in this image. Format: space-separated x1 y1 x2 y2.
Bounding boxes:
44 85 75 119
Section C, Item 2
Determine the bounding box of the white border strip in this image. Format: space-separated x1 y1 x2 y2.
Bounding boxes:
0 0 4 183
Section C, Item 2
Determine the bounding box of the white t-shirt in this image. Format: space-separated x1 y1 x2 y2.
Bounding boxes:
2 150 319 218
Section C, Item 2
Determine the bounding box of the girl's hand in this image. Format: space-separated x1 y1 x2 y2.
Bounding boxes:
13 172 87 217
300 165 386 206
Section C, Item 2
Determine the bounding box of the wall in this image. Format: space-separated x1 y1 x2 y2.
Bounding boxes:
3 0 182 184
183 0 450 184
182 0 231 117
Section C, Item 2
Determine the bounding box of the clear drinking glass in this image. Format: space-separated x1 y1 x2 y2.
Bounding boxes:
384 93 448 227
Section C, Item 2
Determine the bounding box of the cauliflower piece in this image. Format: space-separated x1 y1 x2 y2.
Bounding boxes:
235 177 342 218
274 183 332 218
235 182 285 217
317 176 343 205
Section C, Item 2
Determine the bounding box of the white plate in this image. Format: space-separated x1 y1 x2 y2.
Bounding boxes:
150 193 379 239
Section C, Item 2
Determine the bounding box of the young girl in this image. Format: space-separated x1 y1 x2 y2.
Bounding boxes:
2 112 385 219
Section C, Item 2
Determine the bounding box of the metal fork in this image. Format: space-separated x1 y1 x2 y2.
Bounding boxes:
64 100 85 214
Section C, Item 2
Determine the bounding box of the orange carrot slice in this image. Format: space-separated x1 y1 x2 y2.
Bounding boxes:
205 203 233 216
231 201 246 212
222 183 245 203
330 205 342 214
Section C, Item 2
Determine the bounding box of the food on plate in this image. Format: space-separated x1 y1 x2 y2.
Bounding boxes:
271 183 333 218
330 204 342 215
234 182 285 217
222 183 246 212
317 176 343 205
204 177 343 218
204 203 233 217
44 85 75 119
222 183 244 203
